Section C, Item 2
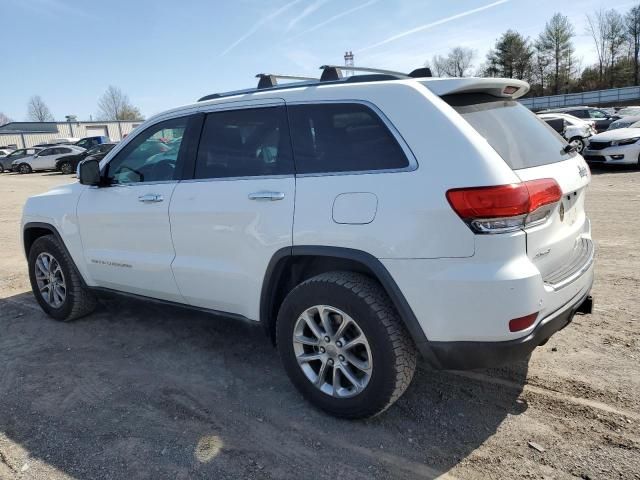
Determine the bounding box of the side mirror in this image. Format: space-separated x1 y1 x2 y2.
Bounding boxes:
78 159 101 186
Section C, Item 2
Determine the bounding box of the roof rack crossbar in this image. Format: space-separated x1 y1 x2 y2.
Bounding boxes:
319 65 432 81
256 73 318 89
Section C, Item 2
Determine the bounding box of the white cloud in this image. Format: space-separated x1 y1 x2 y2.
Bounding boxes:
221 0 303 56
289 0 380 39
357 0 511 53
286 0 332 32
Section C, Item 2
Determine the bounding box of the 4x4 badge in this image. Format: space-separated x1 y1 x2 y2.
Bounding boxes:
578 165 588 178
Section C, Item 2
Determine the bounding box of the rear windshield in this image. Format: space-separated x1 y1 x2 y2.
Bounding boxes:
444 94 573 170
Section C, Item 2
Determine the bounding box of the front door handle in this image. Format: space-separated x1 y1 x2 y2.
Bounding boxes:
138 193 163 203
248 191 285 201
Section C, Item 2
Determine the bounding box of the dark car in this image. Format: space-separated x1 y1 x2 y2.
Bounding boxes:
55 143 116 174
542 117 566 135
74 136 111 150
0 147 42 172
542 106 619 133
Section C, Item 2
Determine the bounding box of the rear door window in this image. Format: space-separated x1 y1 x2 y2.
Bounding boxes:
195 106 293 179
445 94 574 170
288 103 409 174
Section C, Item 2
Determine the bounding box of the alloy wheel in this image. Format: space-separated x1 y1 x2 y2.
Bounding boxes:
292 305 373 398
34 252 66 308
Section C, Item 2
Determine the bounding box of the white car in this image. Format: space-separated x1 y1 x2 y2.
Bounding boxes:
583 127 640 167
15 145 85 173
20 67 594 418
0 148 14 158
607 115 640 130
538 113 594 153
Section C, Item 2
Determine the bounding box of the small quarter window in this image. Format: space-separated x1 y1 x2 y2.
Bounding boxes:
288 103 409 174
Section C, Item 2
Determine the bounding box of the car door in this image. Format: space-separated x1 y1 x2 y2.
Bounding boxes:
30 148 56 170
169 101 295 320
77 115 195 302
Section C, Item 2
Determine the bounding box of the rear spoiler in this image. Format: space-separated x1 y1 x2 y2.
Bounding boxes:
420 78 530 100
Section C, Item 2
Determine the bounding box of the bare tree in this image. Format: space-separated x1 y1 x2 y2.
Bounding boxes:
538 13 575 94
587 9 627 87
97 86 143 121
430 47 475 77
27 95 54 122
0 112 11 126
626 5 640 85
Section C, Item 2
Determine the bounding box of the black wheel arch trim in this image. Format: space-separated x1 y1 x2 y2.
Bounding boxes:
23 222 89 288
259 245 439 364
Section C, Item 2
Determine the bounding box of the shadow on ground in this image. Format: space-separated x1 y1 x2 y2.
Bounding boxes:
588 164 639 175
0 291 529 479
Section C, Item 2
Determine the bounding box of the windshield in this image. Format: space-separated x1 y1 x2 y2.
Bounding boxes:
446 94 572 170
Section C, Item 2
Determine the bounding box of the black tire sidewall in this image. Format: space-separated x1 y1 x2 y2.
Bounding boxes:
19 163 31 174
28 236 78 321
61 162 72 174
277 278 401 418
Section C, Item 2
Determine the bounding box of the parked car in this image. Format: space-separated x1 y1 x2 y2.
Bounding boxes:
21 69 594 418
542 106 619 132
0 148 41 172
0 148 14 159
74 136 111 150
55 143 117 174
615 106 640 117
538 113 594 153
607 115 640 130
14 145 85 173
583 128 640 167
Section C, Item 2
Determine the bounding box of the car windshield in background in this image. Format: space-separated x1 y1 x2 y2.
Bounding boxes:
446 94 571 170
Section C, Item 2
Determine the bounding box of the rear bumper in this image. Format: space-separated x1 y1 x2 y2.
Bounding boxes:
427 291 593 370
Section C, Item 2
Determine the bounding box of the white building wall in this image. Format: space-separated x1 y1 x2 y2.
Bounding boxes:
0 121 141 148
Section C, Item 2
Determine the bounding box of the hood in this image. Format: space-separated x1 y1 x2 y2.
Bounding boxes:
589 128 640 142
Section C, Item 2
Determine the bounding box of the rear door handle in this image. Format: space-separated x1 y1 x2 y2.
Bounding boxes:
248 191 285 201
138 193 163 203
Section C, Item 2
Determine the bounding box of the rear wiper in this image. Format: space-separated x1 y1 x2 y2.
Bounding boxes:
563 144 577 154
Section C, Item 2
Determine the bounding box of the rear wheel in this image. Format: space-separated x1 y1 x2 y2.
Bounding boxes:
276 271 417 418
28 235 97 321
569 137 585 154
0 164 4 173
60 161 74 175
18 163 32 174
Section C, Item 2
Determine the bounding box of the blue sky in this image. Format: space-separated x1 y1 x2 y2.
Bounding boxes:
1 0 638 121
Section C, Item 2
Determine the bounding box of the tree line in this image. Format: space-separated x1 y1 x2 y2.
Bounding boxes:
0 86 143 125
427 4 640 97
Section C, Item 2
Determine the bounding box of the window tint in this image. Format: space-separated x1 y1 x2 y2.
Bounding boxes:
448 94 571 170
59 148 72 154
105 117 186 184
589 110 607 119
40 149 54 156
288 103 409 174
195 106 293 179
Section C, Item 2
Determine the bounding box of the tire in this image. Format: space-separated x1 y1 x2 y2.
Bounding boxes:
60 162 73 175
28 235 97 321
0 165 4 173
276 271 417 418
18 163 32 174
569 137 585 154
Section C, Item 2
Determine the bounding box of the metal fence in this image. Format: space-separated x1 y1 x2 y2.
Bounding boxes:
519 86 640 110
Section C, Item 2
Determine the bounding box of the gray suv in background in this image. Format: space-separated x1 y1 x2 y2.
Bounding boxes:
542 106 619 132
0 148 41 173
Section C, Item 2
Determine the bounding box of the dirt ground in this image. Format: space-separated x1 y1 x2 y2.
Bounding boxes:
0 168 638 480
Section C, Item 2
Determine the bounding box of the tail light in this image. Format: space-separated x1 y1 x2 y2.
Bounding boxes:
446 178 562 234
509 312 538 332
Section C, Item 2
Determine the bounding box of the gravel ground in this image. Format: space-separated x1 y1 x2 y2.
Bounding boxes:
0 168 638 480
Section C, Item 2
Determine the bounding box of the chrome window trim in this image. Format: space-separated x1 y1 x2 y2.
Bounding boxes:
180 174 294 184
285 99 418 177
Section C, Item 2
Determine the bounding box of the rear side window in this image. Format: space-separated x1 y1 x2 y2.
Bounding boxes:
288 103 409 174
445 94 573 170
195 106 293 179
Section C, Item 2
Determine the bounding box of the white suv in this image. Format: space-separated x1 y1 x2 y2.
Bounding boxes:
15 145 86 173
21 67 595 418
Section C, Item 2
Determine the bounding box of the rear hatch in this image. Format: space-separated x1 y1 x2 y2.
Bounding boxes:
445 93 591 281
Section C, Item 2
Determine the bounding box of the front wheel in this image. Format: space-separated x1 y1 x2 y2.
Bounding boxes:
276 271 417 418
60 161 74 175
18 163 32 174
28 235 97 321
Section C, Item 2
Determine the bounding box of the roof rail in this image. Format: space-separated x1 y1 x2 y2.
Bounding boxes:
256 73 318 89
197 65 433 102
319 65 432 81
